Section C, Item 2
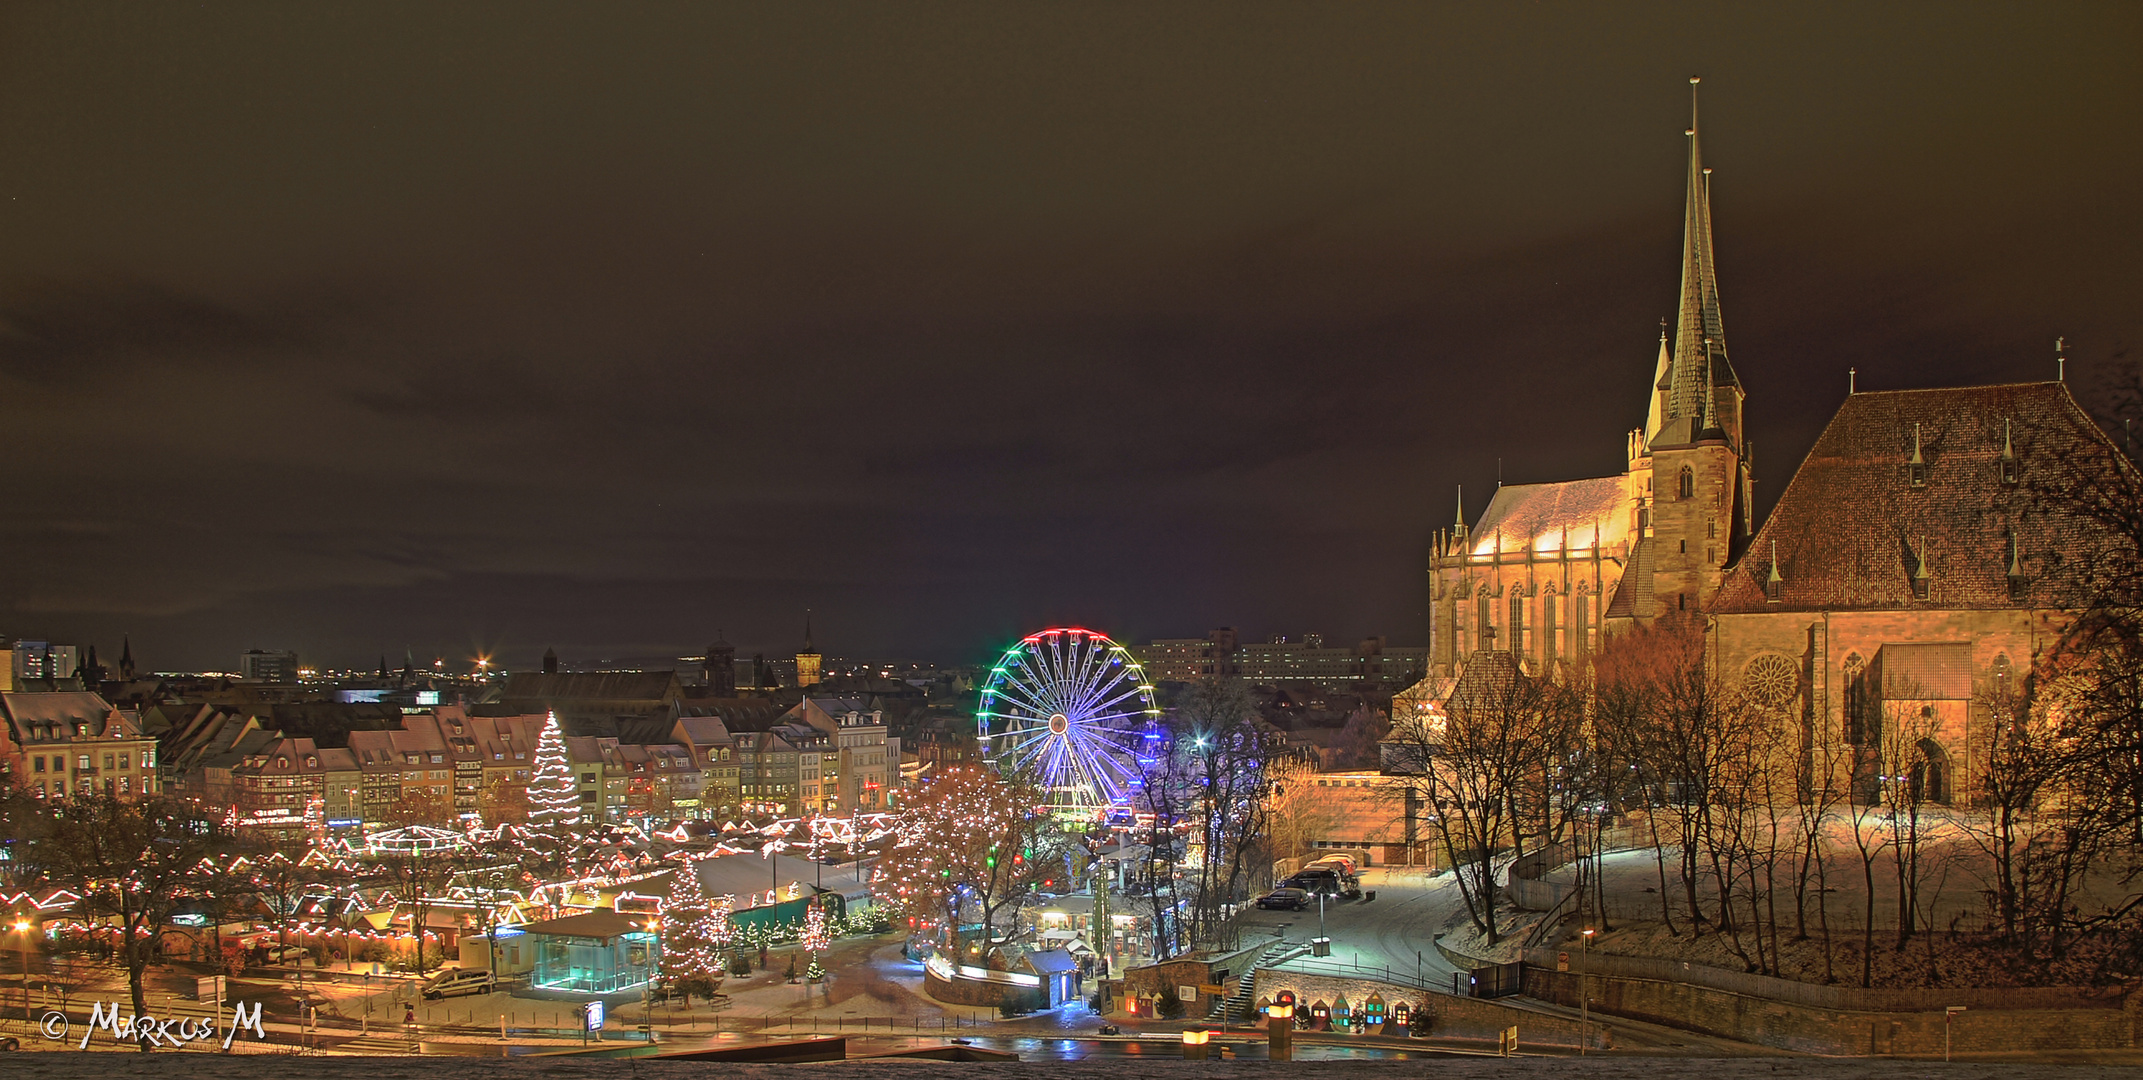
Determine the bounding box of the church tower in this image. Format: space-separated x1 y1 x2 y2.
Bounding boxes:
1421 79 1756 679
1628 76 1752 620
794 611 822 688
705 632 737 696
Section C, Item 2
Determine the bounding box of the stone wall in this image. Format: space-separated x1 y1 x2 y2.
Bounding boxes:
1524 959 2138 1056
1251 969 1608 1050
922 962 1043 1012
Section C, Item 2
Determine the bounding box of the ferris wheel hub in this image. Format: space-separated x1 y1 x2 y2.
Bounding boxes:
1048 712 1069 735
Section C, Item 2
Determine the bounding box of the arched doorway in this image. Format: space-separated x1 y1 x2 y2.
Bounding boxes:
1911 738 1950 805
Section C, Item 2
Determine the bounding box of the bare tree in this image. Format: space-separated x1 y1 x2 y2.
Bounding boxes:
23 794 236 1049
1383 651 1568 944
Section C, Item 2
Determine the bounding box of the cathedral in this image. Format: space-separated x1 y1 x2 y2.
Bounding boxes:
1417 80 2139 805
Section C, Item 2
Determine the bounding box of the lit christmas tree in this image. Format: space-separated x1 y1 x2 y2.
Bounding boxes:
524 712 583 845
660 861 728 1002
802 896 829 981
872 763 1053 958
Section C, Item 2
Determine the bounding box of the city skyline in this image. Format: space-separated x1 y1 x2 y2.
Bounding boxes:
1 5 2136 670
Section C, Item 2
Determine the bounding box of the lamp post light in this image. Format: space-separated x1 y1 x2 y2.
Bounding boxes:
1180 1027 1209 1061
1266 1002 1293 1061
14 917 31 1021
1580 927 1595 1054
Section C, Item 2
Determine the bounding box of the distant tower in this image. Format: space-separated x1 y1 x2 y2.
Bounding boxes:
706 632 737 696
752 653 773 691
118 636 136 681
795 611 823 688
542 646 559 675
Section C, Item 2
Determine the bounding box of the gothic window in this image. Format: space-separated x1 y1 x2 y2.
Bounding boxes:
1542 592 1559 669
1508 594 1526 654
1707 520 1717 539
2000 456 2019 485
1742 654 1799 708
1477 594 1494 651
1572 590 1590 661
1677 467 1694 499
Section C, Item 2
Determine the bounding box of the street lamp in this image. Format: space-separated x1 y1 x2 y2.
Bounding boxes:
1579 927 1595 1054
14 917 31 1021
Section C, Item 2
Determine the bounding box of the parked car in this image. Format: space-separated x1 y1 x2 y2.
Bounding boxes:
1305 855 1358 876
421 967 495 1000
0 1034 20 1051
1255 887 1311 911
1285 868 1361 899
262 944 309 965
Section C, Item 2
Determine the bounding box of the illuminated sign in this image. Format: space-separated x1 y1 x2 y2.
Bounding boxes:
584 1001 604 1031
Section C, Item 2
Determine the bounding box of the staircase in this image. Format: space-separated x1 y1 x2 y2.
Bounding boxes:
1209 939 1311 1022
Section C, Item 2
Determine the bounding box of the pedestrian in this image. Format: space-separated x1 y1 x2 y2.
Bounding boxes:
405 1003 416 1028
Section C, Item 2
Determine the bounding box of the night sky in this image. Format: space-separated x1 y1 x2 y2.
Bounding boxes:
2 4 2137 672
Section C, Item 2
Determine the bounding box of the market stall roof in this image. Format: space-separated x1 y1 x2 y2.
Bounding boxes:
519 911 654 940
684 852 873 905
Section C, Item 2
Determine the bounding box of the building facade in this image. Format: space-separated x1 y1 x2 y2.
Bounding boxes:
0 692 160 801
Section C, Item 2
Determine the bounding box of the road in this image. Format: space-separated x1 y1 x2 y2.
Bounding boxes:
1232 867 1472 991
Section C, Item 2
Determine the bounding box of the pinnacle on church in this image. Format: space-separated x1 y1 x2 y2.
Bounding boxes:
1660 76 1740 441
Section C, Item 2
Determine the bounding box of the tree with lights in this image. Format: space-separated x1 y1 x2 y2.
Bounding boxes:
659 862 728 1004
872 762 1059 962
524 712 584 847
802 896 829 981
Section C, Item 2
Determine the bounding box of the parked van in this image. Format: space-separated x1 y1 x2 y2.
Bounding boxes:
421 967 495 1000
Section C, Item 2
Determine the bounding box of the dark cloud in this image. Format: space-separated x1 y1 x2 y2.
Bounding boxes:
0 4 2136 669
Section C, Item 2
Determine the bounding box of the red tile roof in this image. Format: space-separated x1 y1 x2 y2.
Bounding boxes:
1713 382 2136 614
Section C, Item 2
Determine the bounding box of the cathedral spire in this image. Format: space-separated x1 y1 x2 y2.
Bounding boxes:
1666 76 1738 436
1645 323 1671 444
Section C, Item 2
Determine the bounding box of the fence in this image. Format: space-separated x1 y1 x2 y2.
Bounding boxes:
1264 955 1442 994
1521 946 2119 1013
1505 826 1652 916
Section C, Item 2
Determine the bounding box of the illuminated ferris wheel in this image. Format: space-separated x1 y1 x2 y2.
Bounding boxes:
977 627 1160 818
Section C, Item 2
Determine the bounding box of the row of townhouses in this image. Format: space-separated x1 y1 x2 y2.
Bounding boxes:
0 690 898 841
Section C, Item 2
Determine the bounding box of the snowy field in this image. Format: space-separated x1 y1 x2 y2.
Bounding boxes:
1 1056 2139 1080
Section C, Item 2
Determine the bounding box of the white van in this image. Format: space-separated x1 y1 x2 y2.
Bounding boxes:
262 945 309 965
421 968 495 1000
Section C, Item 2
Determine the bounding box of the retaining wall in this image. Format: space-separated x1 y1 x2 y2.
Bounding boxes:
1523 949 2138 1055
